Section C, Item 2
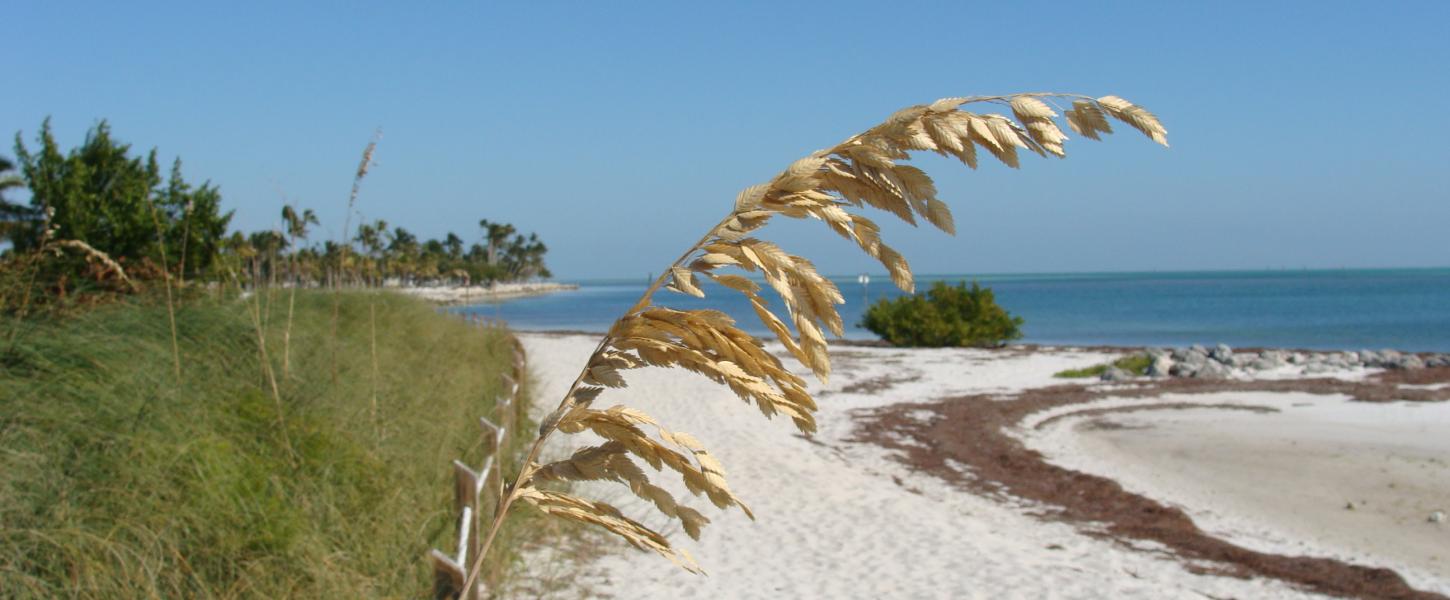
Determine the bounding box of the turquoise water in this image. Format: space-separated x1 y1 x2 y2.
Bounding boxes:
457 269 1450 352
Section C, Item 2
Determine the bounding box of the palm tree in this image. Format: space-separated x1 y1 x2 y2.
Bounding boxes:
281 205 319 246
478 219 515 267
281 205 318 282
444 232 464 261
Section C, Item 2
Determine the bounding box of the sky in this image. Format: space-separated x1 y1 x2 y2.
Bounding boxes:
7 1 1449 280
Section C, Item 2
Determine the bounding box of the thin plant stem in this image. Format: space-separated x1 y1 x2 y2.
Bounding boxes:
462 215 733 593
282 254 296 379
177 202 191 301
369 298 381 443
147 198 182 383
248 279 296 463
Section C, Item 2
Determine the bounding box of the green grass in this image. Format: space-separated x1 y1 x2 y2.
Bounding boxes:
0 290 533 598
1053 353 1154 379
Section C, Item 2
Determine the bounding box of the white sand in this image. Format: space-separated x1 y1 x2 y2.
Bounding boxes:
518 334 1335 599
1025 392 1450 595
395 282 577 304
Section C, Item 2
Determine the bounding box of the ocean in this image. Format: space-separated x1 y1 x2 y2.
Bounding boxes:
456 268 1450 352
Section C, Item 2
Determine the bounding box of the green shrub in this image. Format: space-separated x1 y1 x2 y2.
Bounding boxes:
1053 353 1153 378
860 280 1024 348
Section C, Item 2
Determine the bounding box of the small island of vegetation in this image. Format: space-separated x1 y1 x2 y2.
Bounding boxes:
861 280 1024 348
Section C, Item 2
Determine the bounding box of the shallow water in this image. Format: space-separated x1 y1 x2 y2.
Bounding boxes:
457 268 1450 351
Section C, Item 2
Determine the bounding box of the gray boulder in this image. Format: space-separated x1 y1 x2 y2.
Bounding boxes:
1360 350 1382 367
1258 350 1286 366
1389 355 1425 370
1249 357 1281 371
1181 347 1209 366
1193 360 1230 379
1100 366 1134 382
1210 344 1235 363
1169 362 1199 377
1427 354 1450 368
1147 355 1175 378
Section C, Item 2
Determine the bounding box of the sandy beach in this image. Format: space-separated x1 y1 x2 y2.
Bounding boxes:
1028 394 1450 589
393 281 578 304
512 332 1450 598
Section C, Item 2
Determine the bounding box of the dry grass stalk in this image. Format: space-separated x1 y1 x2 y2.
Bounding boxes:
369 299 381 443
144 201 183 383
244 270 296 463
44 239 137 291
331 131 381 383
462 92 1168 583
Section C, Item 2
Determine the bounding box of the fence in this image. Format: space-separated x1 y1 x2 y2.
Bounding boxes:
429 316 526 599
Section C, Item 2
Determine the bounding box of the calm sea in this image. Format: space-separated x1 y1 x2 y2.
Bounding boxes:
456 269 1450 352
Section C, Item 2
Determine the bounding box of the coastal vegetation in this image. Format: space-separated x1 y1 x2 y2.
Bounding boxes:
0 291 533 597
861 281 1024 348
448 90 1168 594
0 121 550 597
1 119 554 314
1054 353 1153 378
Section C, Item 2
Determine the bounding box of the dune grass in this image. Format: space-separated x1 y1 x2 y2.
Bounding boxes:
0 290 533 598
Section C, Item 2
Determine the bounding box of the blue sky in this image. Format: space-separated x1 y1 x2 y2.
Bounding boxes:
8 1 1449 279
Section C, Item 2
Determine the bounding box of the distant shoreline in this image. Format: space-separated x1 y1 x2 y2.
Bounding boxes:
393 282 578 305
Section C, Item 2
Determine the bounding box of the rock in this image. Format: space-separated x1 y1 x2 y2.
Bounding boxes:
1148 355 1175 378
1428 354 1450 368
1170 362 1199 377
1360 350 1381 367
1100 367 1134 382
1210 344 1235 363
1389 355 1425 370
1147 347 1171 360
1249 357 1281 371
1256 350 1287 368
1230 354 1254 368
1193 361 1230 379
1190 344 1208 357
1431 510 1446 524
1287 352 1305 365
1341 351 1360 364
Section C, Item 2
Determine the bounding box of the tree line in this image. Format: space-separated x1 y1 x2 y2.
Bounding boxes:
0 119 551 301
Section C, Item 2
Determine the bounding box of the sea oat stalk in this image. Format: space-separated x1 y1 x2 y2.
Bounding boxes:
460 92 1168 589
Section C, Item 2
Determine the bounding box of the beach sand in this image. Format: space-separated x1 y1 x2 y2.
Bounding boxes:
394 281 577 304
1027 393 1450 593
511 333 1450 598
